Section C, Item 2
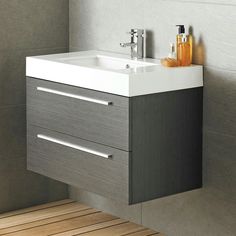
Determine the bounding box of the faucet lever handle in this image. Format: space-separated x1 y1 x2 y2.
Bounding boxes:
121 29 146 59
126 31 135 36
128 29 145 37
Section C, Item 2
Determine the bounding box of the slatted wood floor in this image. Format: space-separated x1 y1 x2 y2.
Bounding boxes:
0 199 162 236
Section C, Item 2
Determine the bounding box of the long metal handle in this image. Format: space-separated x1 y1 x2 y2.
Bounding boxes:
37 134 112 159
36 87 112 106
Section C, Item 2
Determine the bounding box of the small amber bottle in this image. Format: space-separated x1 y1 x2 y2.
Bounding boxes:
188 34 193 64
178 34 191 66
176 25 193 64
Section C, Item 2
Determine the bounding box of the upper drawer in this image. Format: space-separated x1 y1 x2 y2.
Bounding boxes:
27 77 130 151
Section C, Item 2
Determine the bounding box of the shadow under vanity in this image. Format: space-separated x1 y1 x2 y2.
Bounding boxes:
26 51 203 204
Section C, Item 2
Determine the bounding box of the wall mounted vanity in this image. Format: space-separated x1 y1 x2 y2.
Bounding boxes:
26 51 203 204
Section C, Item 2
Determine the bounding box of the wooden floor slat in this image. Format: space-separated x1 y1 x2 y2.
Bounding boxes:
0 200 74 220
0 199 160 236
5 212 117 236
0 209 99 235
0 202 91 230
52 219 128 236
124 229 159 236
75 222 145 236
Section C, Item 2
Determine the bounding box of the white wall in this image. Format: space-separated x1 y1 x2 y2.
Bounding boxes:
69 1 236 235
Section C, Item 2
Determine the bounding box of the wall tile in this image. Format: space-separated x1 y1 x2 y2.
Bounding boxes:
0 0 68 51
0 106 26 158
0 47 68 107
0 155 68 213
203 130 236 202
142 189 236 236
0 0 69 212
0 105 68 213
70 0 236 71
69 187 142 224
203 67 236 136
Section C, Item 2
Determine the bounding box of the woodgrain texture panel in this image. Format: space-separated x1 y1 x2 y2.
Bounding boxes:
130 88 203 203
0 200 160 236
27 77 203 204
27 77 130 151
27 126 129 203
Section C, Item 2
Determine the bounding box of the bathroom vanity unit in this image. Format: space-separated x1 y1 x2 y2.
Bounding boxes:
26 51 203 204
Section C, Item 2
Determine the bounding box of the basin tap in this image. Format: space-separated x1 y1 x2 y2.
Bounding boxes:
120 29 146 60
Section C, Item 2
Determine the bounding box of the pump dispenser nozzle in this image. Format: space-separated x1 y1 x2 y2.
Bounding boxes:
176 25 185 34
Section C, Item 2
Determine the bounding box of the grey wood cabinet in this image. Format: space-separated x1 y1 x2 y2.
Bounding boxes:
27 77 203 204
27 78 130 151
28 125 129 202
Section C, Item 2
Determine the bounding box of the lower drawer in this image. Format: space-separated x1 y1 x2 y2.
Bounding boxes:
27 125 130 203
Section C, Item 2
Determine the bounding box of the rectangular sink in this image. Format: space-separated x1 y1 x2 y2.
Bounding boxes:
59 55 156 71
26 50 203 97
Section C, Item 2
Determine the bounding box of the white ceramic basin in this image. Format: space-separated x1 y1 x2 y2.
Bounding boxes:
26 50 203 97
59 55 156 71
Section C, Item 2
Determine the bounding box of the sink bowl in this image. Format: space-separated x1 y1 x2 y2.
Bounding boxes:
26 50 203 97
59 55 156 71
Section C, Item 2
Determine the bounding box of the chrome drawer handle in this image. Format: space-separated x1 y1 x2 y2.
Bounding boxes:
36 87 113 106
37 134 112 159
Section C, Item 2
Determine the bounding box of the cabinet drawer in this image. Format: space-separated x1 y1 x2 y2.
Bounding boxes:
27 125 130 203
27 78 130 151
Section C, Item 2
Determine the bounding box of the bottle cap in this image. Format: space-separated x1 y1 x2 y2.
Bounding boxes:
176 25 185 34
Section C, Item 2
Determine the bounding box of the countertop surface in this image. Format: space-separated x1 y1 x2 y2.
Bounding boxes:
26 50 203 97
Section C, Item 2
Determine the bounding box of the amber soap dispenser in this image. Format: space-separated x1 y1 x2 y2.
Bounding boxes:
178 34 191 66
176 25 192 66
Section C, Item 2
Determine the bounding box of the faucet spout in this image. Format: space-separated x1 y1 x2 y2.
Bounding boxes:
120 29 146 59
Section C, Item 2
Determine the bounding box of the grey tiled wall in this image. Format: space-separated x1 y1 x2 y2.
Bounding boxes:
0 0 69 213
69 0 236 235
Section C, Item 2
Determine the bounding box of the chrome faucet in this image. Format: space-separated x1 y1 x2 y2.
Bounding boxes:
120 29 146 59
